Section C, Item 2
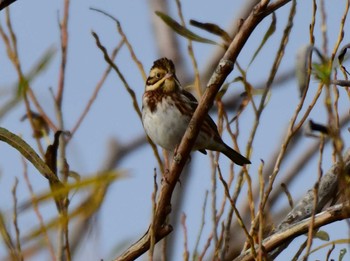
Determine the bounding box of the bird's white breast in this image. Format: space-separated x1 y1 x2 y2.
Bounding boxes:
142 95 189 151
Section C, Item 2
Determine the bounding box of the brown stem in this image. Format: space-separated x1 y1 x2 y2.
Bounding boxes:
114 1 292 260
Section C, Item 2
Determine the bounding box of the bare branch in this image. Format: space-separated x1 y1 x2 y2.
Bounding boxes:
234 203 350 261
266 149 350 259
114 1 292 260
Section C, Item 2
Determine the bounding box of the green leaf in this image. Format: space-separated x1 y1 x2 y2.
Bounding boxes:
313 61 331 84
314 230 330 241
21 170 123 242
339 248 347 261
190 19 231 44
249 12 276 66
296 44 314 97
19 170 123 212
155 11 218 46
0 48 55 120
17 47 55 97
68 171 81 181
296 45 325 96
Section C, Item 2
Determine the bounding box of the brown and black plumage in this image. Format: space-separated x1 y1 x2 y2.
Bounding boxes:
142 58 250 166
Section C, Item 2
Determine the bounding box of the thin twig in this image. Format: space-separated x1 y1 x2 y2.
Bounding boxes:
91 31 164 174
149 169 158 260
267 149 350 259
21 158 56 261
303 137 324 259
302 184 318 259
199 232 213 260
115 19 147 81
69 40 124 139
330 79 350 87
209 152 218 248
11 178 23 261
181 214 189 261
56 0 70 108
0 10 51 155
291 239 307 260
267 113 349 209
242 0 297 251
325 243 335 261
0 211 17 260
114 1 293 260
330 0 350 63
55 2 71 260
319 0 328 55
193 191 208 260
89 8 147 80
257 160 265 261
217 165 256 258
234 203 350 261
175 0 202 97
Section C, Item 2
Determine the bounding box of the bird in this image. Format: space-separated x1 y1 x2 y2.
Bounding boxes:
141 57 250 166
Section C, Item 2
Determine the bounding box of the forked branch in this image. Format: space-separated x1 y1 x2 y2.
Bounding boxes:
114 1 292 260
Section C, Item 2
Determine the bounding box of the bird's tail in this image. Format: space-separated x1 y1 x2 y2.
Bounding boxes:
222 144 250 166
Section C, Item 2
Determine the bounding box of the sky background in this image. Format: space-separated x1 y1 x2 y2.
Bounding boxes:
0 0 350 260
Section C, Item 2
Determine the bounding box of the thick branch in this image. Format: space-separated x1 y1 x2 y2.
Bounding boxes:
114 1 292 260
267 148 350 258
234 203 350 261
233 148 350 261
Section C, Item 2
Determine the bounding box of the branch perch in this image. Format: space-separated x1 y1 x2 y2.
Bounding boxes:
114 1 292 260
233 148 350 261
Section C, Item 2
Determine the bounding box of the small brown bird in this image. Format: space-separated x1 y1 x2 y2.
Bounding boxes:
142 58 250 166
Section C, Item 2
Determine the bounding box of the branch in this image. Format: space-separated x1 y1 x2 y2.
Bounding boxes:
233 148 350 261
222 67 295 111
200 0 261 87
114 1 292 260
331 79 350 87
268 113 350 207
56 0 70 108
267 148 350 259
234 203 350 261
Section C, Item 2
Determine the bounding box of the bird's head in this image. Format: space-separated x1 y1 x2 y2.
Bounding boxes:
145 57 180 92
